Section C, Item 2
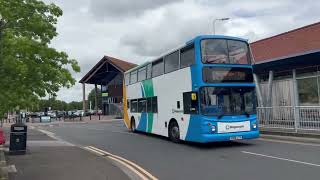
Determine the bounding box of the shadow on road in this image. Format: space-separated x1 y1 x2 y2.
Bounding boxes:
131 130 254 149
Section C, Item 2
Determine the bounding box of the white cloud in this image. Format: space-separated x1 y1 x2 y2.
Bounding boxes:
43 0 319 102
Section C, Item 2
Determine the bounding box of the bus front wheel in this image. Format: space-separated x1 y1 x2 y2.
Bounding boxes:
169 121 180 143
131 118 136 133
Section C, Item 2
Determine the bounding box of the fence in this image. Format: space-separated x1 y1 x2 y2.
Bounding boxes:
107 103 123 118
257 106 320 132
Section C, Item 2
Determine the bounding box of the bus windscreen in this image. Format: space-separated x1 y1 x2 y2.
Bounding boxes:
200 87 256 116
201 39 251 64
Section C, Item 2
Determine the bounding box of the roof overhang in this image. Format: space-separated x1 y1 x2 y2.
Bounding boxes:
79 56 136 85
253 50 320 74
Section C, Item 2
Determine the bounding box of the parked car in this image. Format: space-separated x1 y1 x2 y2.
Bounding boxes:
48 111 56 118
56 111 64 118
74 110 84 117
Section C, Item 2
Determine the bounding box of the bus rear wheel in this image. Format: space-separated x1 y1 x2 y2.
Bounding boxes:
131 118 136 133
169 121 180 143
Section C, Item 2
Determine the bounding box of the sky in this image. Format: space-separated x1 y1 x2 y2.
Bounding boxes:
44 0 320 102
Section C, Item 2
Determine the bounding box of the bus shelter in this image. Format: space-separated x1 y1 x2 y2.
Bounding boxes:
79 56 136 115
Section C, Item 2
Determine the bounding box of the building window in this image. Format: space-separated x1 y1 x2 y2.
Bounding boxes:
297 77 319 106
164 51 179 73
138 67 146 82
180 45 195 68
130 71 137 84
296 66 318 78
152 59 164 77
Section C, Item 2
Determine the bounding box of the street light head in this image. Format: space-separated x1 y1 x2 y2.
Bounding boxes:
213 18 230 35
220 18 230 21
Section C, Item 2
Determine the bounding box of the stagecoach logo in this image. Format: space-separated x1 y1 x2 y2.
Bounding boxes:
226 125 245 130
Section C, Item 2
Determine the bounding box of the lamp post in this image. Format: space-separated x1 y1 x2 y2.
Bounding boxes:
213 18 230 35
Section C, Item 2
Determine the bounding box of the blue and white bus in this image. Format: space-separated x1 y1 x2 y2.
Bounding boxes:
123 35 259 143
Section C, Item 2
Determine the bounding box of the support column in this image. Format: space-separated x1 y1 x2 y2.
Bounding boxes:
292 69 300 132
82 83 86 112
94 84 98 111
253 73 264 107
267 70 274 107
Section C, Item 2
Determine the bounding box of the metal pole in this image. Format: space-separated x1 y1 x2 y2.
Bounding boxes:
213 18 230 35
82 83 86 112
213 19 216 35
95 84 98 112
253 74 264 107
267 71 274 107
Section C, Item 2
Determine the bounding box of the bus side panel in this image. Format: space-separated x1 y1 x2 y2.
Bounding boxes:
125 67 193 140
123 83 130 129
127 82 144 131
153 67 193 140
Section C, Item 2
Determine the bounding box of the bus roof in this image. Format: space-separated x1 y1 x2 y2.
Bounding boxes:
125 35 248 74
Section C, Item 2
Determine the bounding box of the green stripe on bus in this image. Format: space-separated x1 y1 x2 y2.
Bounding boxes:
142 79 154 97
147 112 153 133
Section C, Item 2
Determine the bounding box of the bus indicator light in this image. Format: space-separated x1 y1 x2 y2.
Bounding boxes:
191 93 197 100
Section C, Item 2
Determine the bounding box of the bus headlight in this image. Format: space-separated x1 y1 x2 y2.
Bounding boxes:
211 125 216 132
252 123 257 129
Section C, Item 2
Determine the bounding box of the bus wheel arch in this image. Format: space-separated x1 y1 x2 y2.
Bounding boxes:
168 118 180 143
130 116 136 132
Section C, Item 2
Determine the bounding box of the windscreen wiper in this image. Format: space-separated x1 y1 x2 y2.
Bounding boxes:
243 111 250 117
217 113 224 119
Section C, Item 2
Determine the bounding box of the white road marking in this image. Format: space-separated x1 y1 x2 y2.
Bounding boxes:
258 138 320 147
38 129 56 138
36 129 75 146
110 131 137 135
242 151 320 167
85 146 158 180
83 146 105 156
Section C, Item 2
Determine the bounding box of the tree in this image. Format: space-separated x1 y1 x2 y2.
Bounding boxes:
88 88 102 110
0 0 80 118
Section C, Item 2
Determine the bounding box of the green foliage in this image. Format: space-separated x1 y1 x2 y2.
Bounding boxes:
88 88 102 110
0 0 80 118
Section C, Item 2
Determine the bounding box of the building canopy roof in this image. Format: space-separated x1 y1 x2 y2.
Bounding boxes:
79 56 137 85
251 21 320 63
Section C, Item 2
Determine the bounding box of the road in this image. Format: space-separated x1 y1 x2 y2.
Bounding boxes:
37 120 320 180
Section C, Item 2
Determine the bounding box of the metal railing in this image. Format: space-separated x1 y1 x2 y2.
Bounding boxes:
257 106 320 132
107 103 123 118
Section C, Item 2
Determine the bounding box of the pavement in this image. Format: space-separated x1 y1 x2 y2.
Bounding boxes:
3 126 130 180
36 119 320 180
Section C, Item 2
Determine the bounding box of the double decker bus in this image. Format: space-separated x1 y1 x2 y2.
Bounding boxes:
123 35 259 143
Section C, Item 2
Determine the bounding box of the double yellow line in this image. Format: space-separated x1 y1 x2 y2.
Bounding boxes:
84 146 158 180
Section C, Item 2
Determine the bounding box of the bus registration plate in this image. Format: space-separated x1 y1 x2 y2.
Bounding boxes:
230 136 243 140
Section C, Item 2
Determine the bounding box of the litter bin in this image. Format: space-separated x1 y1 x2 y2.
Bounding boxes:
10 123 27 155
